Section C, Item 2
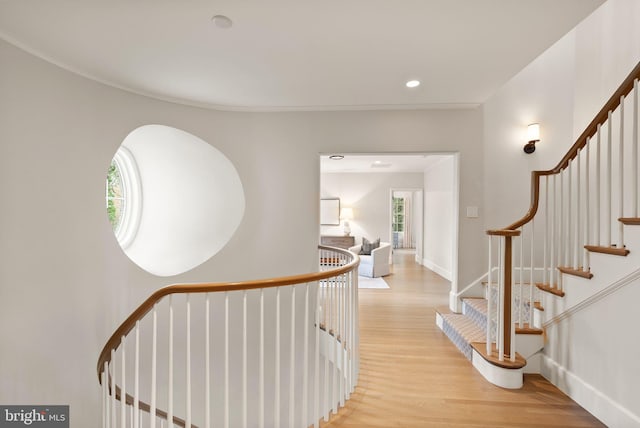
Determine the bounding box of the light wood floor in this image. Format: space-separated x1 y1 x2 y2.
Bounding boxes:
322 251 605 427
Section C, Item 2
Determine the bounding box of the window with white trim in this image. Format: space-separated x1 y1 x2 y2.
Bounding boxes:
105 147 141 249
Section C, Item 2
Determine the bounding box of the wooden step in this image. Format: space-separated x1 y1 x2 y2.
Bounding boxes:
619 217 640 225
515 323 543 335
525 301 545 312
536 283 565 297
469 342 527 369
584 245 629 256
557 266 593 279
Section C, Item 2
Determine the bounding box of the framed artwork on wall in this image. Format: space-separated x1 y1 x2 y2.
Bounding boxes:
320 198 340 225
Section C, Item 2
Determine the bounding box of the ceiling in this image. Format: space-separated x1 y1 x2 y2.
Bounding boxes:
321 154 450 173
0 1 603 112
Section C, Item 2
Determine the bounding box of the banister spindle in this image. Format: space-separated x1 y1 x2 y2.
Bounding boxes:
607 111 613 247
575 149 581 270
242 290 248 428
497 237 504 361
518 227 523 328
619 96 625 249
486 236 493 355
559 170 564 290
303 283 310 428
168 296 174 428
186 295 191 428
550 174 556 287
120 336 126 428
567 161 572 267
205 295 211 428
315 286 320 427
151 305 157 428
275 287 281 428
259 289 265 428
633 79 639 217
529 219 534 325
584 138 591 271
543 175 549 286
224 292 229 428
596 124 602 245
289 286 296 428
110 350 116 428
134 321 140 428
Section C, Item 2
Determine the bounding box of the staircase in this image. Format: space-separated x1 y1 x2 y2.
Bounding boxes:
438 60 640 400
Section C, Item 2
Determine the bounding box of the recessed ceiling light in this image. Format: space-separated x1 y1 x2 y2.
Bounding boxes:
329 155 345 160
406 80 420 88
212 15 233 29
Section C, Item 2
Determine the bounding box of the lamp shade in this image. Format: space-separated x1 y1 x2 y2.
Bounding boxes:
340 208 353 220
527 123 540 142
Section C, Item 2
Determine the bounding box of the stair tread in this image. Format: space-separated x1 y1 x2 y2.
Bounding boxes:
440 313 486 343
557 266 593 279
584 245 630 256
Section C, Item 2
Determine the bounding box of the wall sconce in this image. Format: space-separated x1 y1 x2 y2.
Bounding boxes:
340 207 353 236
524 123 540 154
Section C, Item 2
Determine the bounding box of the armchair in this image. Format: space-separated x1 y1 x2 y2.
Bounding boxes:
349 241 391 278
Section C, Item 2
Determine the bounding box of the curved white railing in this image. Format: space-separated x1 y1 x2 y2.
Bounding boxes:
97 246 359 428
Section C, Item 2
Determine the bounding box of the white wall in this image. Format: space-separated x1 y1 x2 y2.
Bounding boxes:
483 0 640 425
423 156 455 280
320 172 423 247
0 38 484 425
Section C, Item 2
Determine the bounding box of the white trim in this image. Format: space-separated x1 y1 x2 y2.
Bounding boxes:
471 349 523 389
542 356 640 428
422 258 452 281
112 146 142 249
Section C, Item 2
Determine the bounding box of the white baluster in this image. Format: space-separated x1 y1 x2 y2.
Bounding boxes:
186 295 191 428
498 238 504 362
289 286 296 428
543 175 549 286
205 295 211 428
314 284 320 428
550 175 556 287
303 283 310 427
575 149 581 270
634 79 639 217
559 170 564 290
259 289 265 428
607 111 613 247
134 321 140 428
110 350 116 428
168 296 173 428
596 124 602 245
518 227 523 328
224 292 229 428
486 237 492 355
121 336 126 428
567 161 572 267
619 96 625 248
275 288 281 428
323 283 329 422
102 366 107 428
243 291 248 428
529 219 534 325
584 138 591 271
151 305 157 428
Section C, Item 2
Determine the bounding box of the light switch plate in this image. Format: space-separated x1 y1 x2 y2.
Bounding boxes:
466 206 479 218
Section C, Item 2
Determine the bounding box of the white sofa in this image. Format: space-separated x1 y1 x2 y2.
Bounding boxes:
349 241 391 278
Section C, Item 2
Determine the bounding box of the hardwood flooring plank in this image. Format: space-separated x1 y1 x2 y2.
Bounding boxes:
321 251 605 428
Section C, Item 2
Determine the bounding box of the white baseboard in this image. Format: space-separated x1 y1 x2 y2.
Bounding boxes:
542 355 640 427
422 258 452 281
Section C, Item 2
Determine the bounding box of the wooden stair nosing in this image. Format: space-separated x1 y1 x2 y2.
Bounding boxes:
515 323 543 335
525 301 545 311
470 342 527 369
584 245 630 256
619 217 640 225
535 283 566 297
557 266 593 279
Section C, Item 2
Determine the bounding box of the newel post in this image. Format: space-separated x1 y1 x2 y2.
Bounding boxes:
486 228 520 359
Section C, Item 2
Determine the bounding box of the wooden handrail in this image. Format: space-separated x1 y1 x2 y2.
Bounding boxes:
497 61 640 232
96 245 358 425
